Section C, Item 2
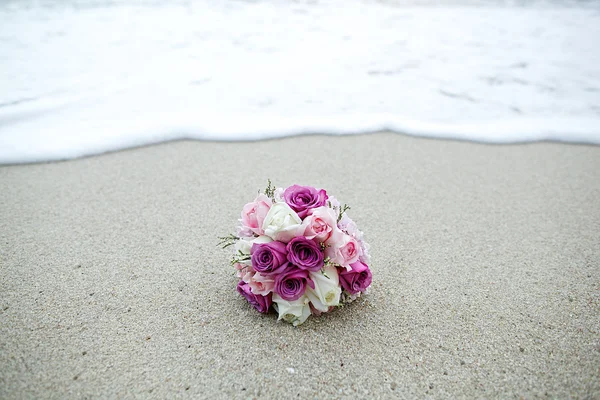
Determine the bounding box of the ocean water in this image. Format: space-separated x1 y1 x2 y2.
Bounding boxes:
1 0 599 163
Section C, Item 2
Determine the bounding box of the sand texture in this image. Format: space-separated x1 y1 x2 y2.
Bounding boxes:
1 133 599 399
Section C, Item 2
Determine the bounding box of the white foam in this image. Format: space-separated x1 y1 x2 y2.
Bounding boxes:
1 0 599 163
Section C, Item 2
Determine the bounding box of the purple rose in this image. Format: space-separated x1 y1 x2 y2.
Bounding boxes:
237 281 272 313
283 185 328 219
286 237 324 272
274 267 315 301
339 261 372 294
250 241 288 275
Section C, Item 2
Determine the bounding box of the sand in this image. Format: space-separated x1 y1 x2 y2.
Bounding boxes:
1 133 599 399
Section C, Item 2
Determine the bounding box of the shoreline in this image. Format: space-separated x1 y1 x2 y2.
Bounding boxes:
2 131 600 167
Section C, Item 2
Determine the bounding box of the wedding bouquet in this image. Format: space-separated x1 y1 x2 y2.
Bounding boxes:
219 181 372 326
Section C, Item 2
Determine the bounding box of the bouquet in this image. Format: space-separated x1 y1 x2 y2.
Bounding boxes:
219 181 372 326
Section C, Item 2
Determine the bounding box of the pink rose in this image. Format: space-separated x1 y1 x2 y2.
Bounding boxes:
250 241 288 275
248 273 275 296
283 184 328 219
299 206 341 243
236 263 275 296
286 237 324 272
325 233 360 268
339 261 372 294
274 267 314 301
234 262 255 282
240 194 272 235
237 281 272 313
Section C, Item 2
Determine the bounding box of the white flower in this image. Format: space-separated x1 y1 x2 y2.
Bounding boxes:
327 195 341 210
306 265 341 312
234 235 272 264
273 187 285 203
234 235 272 255
261 202 302 243
273 294 311 326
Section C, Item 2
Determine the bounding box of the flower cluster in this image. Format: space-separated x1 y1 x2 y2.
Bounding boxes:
220 182 372 326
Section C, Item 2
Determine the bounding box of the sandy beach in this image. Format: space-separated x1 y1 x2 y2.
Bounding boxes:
1 133 599 399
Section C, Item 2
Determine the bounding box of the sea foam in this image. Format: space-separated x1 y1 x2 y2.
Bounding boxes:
1 0 599 163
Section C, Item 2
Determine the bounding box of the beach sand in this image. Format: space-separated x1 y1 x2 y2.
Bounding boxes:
1 133 599 399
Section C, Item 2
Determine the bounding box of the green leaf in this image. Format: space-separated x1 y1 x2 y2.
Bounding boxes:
264 179 276 200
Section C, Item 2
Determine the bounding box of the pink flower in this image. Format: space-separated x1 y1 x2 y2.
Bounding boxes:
235 262 255 283
237 281 272 313
274 267 315 301
236 224 255 238
283 185 328 219
358 238 371 264
299 206 341 244
286 237 324 272
339 261 372 294
248 273 275 296
325 233 360 269
250 241 288 275
236 262 275 296
338 213 361 239
327 196 341 210
240 194 272 235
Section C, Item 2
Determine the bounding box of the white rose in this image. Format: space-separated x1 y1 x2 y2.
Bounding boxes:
305 264 341 312
234 235 272 264
272 294 311 326
261 202 302 243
